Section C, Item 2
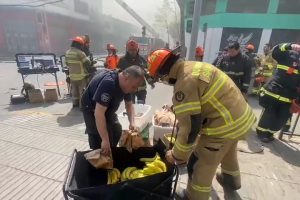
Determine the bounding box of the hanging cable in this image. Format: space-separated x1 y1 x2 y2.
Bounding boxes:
0 0 64 7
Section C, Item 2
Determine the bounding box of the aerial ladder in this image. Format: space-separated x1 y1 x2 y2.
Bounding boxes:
114 0 160 38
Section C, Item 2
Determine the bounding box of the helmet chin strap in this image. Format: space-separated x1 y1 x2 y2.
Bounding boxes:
157 53 180 77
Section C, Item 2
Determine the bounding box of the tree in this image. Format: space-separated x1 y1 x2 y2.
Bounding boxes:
153 0 180 45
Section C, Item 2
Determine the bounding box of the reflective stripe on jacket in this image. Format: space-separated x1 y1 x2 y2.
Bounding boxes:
170 60 256 160
65 48 90 81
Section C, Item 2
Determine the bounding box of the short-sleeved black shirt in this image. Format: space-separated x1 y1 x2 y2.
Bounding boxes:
82 69 132 115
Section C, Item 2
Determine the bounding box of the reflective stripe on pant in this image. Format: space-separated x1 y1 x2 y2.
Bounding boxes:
71 79 87 107
186 135 240 200
256 101 291 136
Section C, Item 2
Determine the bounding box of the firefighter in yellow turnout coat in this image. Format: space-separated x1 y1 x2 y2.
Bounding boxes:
65 36 92 107
147 49 256 200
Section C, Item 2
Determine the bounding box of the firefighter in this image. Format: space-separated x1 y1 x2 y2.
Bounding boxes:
118 39 148 104
195 46 204 61
256 43 300 143
65 36 94 108
257 43 277 79
105 44 119 70
81 34 91 57
81 66 144 152
147 49 256 200
213 41 252 98
245 44 258 94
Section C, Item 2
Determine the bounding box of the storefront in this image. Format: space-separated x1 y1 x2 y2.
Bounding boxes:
184 0 300 62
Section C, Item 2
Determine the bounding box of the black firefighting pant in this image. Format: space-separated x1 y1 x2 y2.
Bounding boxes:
256 94 292 137
82 109 122 149
132 89 147 104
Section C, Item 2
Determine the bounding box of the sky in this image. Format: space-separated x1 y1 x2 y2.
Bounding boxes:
102 0 163 26
102 0 179 43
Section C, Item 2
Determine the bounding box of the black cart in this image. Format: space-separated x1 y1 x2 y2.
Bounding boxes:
62 141 179 200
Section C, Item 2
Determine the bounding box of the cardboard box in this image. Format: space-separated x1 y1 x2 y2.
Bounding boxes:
28 89 44 103
44 89 58 102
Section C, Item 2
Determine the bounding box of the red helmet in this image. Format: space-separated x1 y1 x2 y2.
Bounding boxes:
246 44 255 51
126 39 139 51
195 46 204 57
72 36 85 45
147 49 172 77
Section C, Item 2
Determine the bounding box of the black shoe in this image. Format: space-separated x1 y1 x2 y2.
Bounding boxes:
174 188 188 200
257 134 274 143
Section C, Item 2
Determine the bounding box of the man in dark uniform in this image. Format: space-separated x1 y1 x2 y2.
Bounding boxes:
81 65 145 155
118 39 148 104
256 43 300 142
213 41 252 98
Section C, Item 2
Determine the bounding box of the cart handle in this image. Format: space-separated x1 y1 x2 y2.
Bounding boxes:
62 149 77 200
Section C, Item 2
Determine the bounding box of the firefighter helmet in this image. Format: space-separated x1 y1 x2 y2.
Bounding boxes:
126 39 139 51
246 44 255 51
147 49 172 77
195 46 204 57
72 36 85 45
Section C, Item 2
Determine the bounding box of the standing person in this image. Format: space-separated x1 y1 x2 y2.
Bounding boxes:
245 44 258 94
81 66 145 152
81 34 91 57
118 39 148 104
257 43 277 79
147 49 256 200
105 44 119 70
81 34 97 82
256 43 300 143
213 41 252 98
195 46 204 61
65 36 92 108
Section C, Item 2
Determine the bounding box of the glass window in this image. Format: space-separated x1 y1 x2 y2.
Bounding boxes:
227 0 269 13
186 0 195 17
277 0 300 14
270 29 300 46
201 0 216 16
186 0 216 17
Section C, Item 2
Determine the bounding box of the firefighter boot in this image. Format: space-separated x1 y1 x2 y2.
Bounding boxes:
216 172 241 190
257 132 274 143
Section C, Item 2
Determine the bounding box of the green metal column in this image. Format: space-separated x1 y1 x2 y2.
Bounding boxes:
267 0 279 13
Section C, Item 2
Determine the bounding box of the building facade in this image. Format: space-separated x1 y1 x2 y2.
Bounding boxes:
185 0 300 62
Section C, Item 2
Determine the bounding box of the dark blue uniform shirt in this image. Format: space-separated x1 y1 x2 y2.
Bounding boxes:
82 69 132 116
